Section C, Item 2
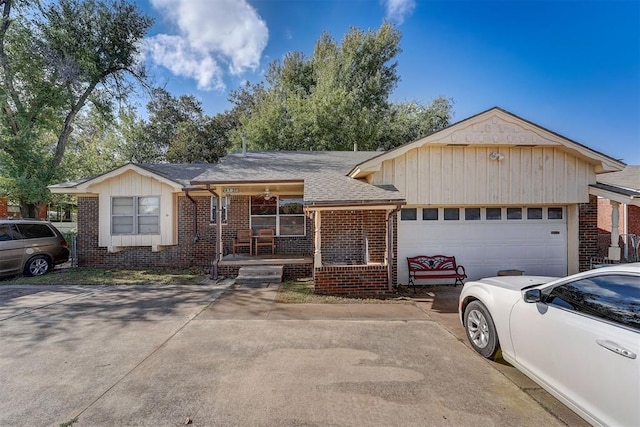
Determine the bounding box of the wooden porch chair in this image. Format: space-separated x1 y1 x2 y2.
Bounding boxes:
255 228 275 255
232 229 253 256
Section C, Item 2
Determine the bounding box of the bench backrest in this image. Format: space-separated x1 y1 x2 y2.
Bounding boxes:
408 255 457 272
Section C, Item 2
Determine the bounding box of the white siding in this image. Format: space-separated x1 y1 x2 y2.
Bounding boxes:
90 170 178 248
371 146 594 206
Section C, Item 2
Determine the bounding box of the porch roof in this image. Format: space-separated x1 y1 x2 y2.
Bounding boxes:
304 174 404 207
591 166 640 206
191 151 405 207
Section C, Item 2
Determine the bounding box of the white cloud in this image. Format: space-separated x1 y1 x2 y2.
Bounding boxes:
145 0 269 91
382 0 416 25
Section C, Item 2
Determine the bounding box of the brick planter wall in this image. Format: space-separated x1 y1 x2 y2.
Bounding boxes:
314 265 390 296
579 195 598 271
313 210 391 295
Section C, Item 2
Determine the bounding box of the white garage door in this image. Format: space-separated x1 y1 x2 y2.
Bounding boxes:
397 206 567 284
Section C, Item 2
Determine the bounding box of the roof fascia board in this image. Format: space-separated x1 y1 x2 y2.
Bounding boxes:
190 178 303 185
47 188 96 196
589 186 640 206
304 202 406 211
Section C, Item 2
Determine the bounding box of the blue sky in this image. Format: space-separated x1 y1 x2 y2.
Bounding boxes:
140 0 640 164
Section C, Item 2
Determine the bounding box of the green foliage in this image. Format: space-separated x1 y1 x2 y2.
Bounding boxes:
230 23 452 152
134 88 232 164
0 0 152 216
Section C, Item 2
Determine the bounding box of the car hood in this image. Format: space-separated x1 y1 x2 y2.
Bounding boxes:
468 276 559 292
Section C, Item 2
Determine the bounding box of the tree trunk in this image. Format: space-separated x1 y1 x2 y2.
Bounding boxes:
19 201 46 219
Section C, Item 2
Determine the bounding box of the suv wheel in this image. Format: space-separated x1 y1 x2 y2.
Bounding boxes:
24 255 51 276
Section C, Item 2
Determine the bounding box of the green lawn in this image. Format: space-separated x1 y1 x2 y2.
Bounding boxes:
2 268 414 305
276 278 413 304
0 267 204 286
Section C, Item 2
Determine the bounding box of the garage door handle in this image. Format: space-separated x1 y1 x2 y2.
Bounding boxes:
597 339 637 359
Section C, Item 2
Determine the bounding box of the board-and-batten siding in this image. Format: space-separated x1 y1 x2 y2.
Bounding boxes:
370 146 593 205
91 170 178 248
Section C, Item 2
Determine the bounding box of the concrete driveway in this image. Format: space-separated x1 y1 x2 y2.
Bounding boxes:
0 283 583 426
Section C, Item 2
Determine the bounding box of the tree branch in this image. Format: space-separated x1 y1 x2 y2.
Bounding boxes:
0 0 25 130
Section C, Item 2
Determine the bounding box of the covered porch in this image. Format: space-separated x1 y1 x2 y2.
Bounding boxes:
590 172 640 264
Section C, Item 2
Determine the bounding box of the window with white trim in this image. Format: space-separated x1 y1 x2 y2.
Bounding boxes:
250 195 305 236
112 196 160 235
211 196 228 224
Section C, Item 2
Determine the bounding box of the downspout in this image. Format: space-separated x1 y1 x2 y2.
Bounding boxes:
207 185 221 280
387 204 402 292
184 191 199 242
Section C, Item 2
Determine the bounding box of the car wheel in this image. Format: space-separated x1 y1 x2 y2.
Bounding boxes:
24 255 51 277
464 300 500 359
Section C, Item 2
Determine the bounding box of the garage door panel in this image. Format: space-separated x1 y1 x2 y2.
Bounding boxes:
398 210 567 284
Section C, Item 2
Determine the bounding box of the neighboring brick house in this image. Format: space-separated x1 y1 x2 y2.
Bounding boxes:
592 166 640 261
49 107 626 295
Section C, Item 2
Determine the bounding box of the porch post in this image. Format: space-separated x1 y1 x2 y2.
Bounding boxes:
608 201 621 261
314 211 322 268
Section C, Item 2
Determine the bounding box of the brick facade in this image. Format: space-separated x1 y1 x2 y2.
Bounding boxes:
596 197 639 259
75 194 401 294
0 198 7 217
78 194 314 273
77 196 216 273
222 195 313 256
314 210 393 295
319 210 387 265
578 195 598 271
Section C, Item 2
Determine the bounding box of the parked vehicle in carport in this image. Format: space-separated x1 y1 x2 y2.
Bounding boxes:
0 219 69 277
459 264 640 427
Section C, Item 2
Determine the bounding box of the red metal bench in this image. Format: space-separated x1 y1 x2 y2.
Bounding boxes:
407 255 467 291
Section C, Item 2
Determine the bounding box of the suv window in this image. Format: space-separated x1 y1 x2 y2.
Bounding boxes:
15 223 56 239
0 225 14 241
546 274 640 331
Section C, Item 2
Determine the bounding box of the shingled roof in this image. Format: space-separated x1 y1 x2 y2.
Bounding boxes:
592 165 640 200
596 166 640 192
49 152 405 207
137 163 214 187
190 151 381 183
189 151 404 207
48 163 214 191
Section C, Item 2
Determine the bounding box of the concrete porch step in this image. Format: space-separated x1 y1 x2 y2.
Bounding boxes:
236 265 284 286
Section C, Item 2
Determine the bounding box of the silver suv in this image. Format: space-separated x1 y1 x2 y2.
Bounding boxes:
0 219 70 277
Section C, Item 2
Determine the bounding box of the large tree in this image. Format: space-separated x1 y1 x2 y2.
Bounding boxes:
0 0 152 217
128 88 232 164
230 23 453 152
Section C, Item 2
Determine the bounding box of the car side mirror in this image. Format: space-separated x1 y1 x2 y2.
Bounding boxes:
523 289 542 303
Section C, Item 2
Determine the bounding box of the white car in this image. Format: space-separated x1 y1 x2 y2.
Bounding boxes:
459 264 640 427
